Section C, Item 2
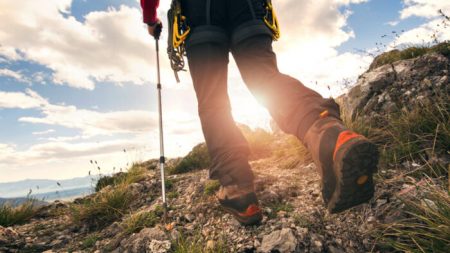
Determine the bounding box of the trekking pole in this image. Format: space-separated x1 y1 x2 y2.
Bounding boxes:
154 26 167 222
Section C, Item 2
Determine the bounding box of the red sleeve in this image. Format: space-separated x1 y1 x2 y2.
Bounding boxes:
140 0 160 24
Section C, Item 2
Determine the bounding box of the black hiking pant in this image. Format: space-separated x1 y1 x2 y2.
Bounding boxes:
182 0 341 187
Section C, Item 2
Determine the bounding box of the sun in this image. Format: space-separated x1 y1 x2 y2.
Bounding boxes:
229 89 272 131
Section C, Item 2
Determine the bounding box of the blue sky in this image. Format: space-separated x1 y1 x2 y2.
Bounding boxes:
339 0 423 51
0 0 449 183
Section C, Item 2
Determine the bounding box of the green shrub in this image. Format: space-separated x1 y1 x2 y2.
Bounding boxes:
171 231 229 253
71 184 132 230
95 164 147 192
141 159 159 170
204 180 221 196
430 41 450 57
293 214 315 228
81 234 99 249
95 174 122 192
267 201 294 219
172 234 203 253
370 42 450 70
0 200 37 227
167 191 179 199
152 204 165 217
165 178 175 190
122 164 148 184
169 143 211 175
122 211 159 234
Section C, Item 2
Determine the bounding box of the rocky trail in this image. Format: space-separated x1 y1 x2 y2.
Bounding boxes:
1 153 403 253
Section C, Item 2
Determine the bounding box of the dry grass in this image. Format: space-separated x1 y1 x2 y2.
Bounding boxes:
377 181 450 253
81 234 99 249
369 42 450 70
171 230 229 253
271 134 312 170
203 180 221 196
346 94 449 177
169 143 211 175
122 211 159 235
0 200 38 227
345 89 449 252
71 165 147 230
70 184 132 230
95 164 147 192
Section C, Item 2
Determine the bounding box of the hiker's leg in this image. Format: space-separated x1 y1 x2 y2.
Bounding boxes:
183 0 254 187
231 35 341 142
232 35 378 214
227 0 377 214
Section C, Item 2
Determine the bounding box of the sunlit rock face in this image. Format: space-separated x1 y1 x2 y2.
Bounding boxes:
337 52 449 122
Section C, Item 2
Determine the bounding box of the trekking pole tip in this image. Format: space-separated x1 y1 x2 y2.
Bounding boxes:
163 202 168 223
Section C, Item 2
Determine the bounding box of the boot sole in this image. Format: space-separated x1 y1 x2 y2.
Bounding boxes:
221 206 263 226
327 139 378 213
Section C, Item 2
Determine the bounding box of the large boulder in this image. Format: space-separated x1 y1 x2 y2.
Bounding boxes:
259 228 298 253
337 53 449 122
118 227 170 253
0 226 24 250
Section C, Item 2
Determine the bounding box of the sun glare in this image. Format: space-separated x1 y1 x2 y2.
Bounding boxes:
230 91 272 131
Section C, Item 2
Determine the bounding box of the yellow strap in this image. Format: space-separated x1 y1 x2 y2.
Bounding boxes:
264 2 280 40
173 15 191 48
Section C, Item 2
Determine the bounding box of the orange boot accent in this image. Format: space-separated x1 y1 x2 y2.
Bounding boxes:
333 130 362 161
239 204 261 217
357 175 369 185
319 110 329 118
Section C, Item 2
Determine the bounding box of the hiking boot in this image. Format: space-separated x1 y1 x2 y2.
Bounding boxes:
216 184 262 226
304 113 379 213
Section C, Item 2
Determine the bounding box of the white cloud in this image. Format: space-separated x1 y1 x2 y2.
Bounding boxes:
0 0 372 93
390 1 450 48
32 129 55 135
0 46 22 61
46 135 86 142
0 143 16 158
20 106 158 136
392 18 450 47
270 0 373 95
276 1 355 47
28 140 139 161
387 20 400 27
0 85 204 182
334 0 369 4
0 128 203 182
1 89 200 139
9 132 197 164
0 89 157 137
0 138 156 181
0 89 47 109
0 98 204 181
0 68 27 82
0 0 158 89
401 0 450 19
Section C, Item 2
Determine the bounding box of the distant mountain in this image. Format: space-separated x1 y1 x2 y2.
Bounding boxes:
33 187 94 202
0 176 98 201
0 197 47 207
